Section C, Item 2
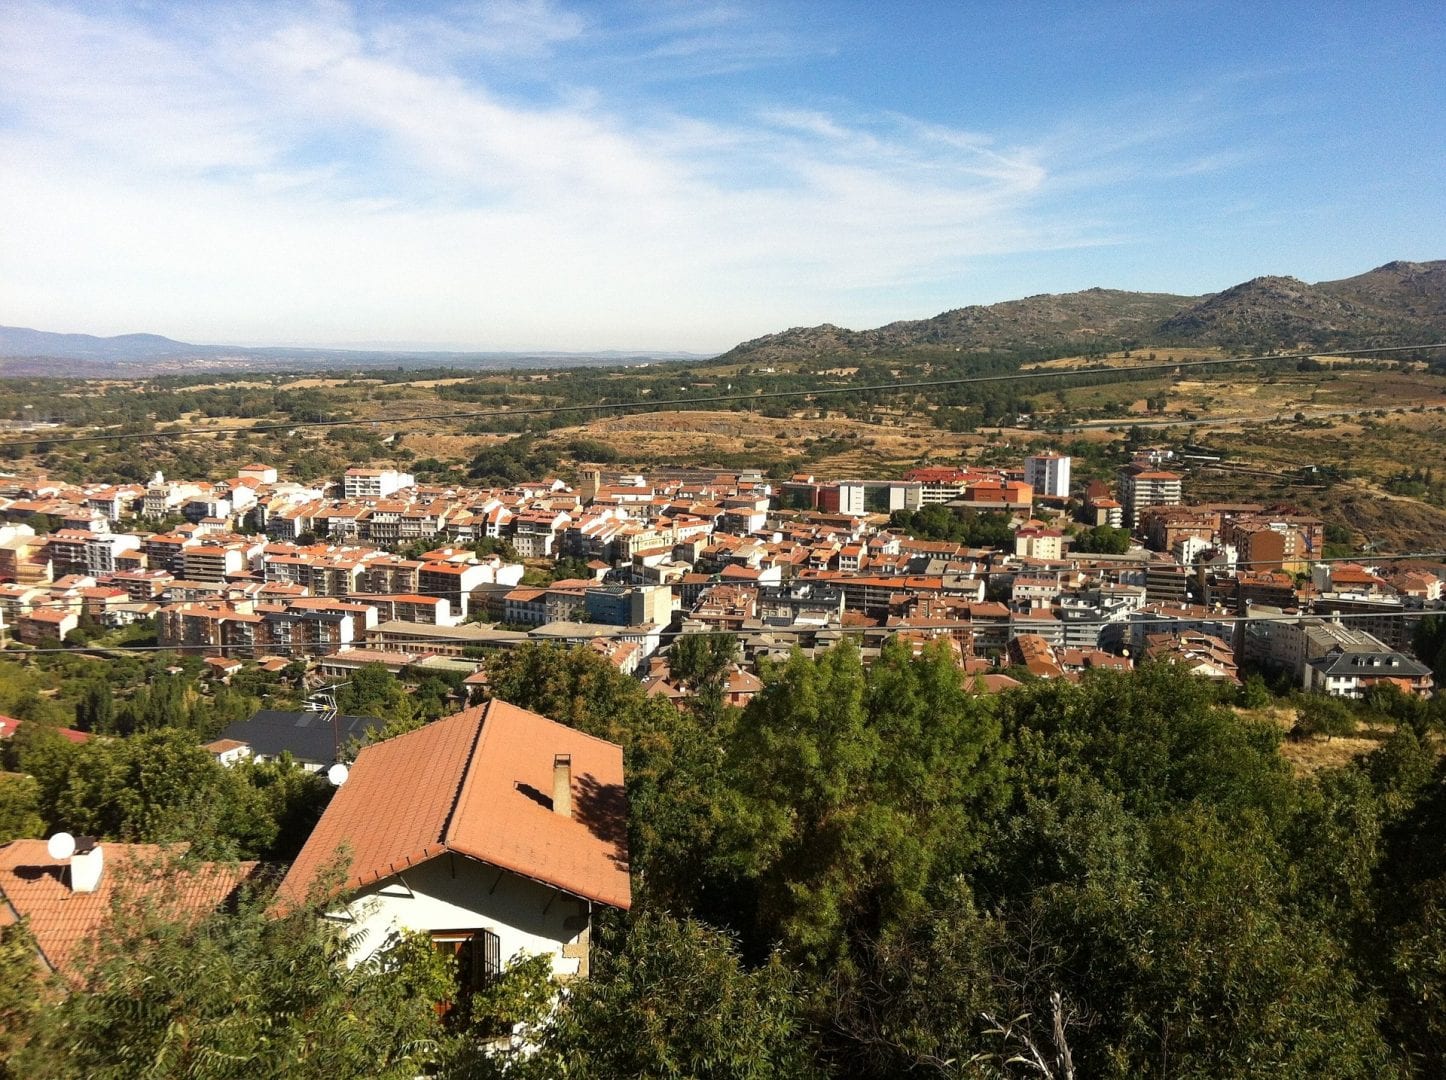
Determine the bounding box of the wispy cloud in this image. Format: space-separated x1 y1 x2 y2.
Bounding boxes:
0 0 1249 350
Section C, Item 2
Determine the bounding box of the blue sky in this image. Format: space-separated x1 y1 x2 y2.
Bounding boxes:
1 0 1442 352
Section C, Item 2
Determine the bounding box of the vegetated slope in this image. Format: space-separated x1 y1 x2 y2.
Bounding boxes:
720 259 1446 363
1157 261 1446 348
719 288 1196 364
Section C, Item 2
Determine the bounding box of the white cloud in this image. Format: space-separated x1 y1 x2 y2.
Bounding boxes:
0 0 1201 351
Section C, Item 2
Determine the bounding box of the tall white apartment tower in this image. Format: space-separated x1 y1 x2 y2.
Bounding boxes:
1025 454 1071 499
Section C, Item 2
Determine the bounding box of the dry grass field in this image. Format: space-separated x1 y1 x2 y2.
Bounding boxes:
10 349 1443 549
1241 705 1415 777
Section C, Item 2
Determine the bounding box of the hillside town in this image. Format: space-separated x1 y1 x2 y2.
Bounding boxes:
0 451 1437 715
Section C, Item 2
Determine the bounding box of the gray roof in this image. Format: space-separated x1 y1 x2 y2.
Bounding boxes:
369 620 529 643
1309 650 1430 678
219 710 383 765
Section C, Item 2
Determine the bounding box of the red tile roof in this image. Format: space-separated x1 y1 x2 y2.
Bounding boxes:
0 716 91 743
0 840 256 980
276 700 630 911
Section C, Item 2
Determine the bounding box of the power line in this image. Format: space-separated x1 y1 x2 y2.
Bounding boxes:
3 342 1443 452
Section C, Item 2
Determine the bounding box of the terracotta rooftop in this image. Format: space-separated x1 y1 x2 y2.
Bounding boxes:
0 840 256 981
276 700 630 912
0 716 91 743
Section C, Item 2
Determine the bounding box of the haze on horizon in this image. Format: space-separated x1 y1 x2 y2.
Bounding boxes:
2 1 1443 354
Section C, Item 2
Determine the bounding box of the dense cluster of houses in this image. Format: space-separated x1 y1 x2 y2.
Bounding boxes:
2 444 1442 1021
0 450 1439 700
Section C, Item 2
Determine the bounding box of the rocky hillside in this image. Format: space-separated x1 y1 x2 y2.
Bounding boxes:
1158 262 1446 348
720 260 1446 363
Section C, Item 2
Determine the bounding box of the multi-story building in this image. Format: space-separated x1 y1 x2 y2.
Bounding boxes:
143 533 196 576
1015 526 1064 561
511 510 570 559
1118 463 1183 528
903 468 972 505
343 467 415 499
142 472 204 518
358 594 454 626
1306 647 1433 698
180 544 248 582
1025 454 1071 500
818 482 867 516
584 585 673 627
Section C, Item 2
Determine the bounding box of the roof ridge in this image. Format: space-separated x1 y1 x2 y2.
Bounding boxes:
440 701 491 847
484 697 624 749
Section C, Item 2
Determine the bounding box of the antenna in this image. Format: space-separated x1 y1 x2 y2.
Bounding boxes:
46 832 76 860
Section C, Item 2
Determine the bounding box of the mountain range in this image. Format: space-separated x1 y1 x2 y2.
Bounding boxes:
718 260 1446 364
0 329 705 377
4 260 1443 376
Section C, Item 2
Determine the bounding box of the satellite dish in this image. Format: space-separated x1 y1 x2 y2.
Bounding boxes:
47 832 76 861
327 763 349 787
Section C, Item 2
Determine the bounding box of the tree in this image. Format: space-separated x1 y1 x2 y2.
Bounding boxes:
0 920 41 1075
74 680 115 734
668 632 738 722
1238 672 1273 709
527 914 821 1080
18 728 310 860
483 643 653 744
1069 524 1131 554
0 773 42 845
335 663 416 733
16 863 455 1079
1413 614 1446 680
721 639 1007 968
1294 693 1358 741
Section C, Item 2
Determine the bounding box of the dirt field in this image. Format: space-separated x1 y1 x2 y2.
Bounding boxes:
572 410 983 474
1240 706 1402 776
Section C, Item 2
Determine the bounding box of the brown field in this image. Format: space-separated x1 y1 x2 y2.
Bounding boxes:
277 377 385 389
399 432 500 460
12 348 1443 550
1242 706 1403 776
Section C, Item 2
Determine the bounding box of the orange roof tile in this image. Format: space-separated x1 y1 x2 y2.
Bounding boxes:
0 840 256 980
276 701 629 911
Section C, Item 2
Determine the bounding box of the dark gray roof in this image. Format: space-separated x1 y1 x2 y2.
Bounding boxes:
1310 650 1431 678
219 710 383 765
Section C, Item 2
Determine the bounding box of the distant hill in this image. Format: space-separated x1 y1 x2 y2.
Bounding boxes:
0 326 706 377
719 260 1446 363
7 260 1443 376
0 327 224 363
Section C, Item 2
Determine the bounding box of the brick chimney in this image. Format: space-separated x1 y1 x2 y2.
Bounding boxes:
552 753 573 819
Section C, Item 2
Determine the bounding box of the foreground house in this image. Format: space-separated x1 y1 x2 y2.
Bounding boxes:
275 700 629 996
0 838 256 982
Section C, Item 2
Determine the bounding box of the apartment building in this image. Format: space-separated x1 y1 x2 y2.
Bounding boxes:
1025 454 1071 499
1118 463 1183 527
343 467 415 499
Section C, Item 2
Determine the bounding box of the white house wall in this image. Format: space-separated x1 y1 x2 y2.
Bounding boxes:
337 854 588 978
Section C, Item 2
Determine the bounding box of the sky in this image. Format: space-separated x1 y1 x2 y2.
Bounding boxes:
1 1 1443 353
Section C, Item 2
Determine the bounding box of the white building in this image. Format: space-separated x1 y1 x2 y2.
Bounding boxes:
1118 465 1183 527
835 482 867 516
343 467 415 499
1025 454 1071 499
275 700 630 997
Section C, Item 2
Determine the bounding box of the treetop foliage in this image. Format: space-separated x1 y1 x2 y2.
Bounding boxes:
4 643 1446 1078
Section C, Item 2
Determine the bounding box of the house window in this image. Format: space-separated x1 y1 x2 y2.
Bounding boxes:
432 928 502 1006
